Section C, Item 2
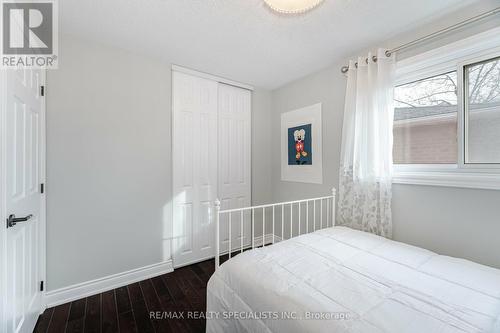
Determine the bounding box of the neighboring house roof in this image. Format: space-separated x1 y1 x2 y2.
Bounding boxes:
394 105 455 121
394 101 500 122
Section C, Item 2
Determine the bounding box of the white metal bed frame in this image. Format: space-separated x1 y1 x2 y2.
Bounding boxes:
214 188 336 268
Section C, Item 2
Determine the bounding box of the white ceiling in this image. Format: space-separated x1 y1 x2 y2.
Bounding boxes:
60 0 480 89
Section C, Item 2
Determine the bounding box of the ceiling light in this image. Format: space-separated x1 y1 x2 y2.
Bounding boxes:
264 0 325 14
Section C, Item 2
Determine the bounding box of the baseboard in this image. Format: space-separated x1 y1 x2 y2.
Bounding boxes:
44 259 173 308
173 234 284 269
45 234 281 307
253 234 283 247
218 233 283 256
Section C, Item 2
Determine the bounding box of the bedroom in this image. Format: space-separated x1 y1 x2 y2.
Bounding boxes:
0 0 500 332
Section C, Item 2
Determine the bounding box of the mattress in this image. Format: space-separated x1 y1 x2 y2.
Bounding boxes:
206 227 500 333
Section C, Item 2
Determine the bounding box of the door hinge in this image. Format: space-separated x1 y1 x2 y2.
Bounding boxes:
40 183 44 194
40 281 44 291
40 85 45 97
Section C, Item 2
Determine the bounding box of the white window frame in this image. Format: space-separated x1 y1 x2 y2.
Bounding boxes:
393 27 500 190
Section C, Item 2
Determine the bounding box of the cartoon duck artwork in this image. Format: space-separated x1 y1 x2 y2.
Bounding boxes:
294 129 308 161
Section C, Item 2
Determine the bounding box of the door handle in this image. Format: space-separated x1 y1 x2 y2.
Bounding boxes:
6 214 33 228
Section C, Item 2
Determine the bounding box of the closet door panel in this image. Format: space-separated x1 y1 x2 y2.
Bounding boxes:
218 84 252 253
172 72 196 262
172 71 218 267
197 79 218 257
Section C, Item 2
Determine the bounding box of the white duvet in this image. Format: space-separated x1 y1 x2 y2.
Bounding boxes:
206 227 500 333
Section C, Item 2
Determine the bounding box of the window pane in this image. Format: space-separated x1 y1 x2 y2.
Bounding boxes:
465 56 500 164
393 72 458 164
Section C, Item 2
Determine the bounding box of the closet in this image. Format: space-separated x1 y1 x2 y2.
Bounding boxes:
172 67 252 268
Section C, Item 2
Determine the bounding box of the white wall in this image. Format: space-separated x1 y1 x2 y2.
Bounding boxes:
46 36 272 291
270 2 500 269
252 88 273 206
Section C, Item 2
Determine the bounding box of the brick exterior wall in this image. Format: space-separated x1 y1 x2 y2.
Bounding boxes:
393 118 458 164
393 105 500 164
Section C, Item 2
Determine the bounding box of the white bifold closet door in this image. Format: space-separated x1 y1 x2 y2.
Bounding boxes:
217 84 252 257
172 70 251 268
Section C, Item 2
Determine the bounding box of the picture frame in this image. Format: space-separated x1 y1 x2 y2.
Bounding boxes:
281 103 323 184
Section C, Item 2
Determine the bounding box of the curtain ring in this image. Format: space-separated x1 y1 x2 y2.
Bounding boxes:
366 55 378 64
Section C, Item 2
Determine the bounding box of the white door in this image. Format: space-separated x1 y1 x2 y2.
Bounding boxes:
218 84 252 253
2 68 45 333
172 71 218 267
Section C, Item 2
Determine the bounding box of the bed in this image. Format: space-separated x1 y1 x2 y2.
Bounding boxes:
206 226 500 333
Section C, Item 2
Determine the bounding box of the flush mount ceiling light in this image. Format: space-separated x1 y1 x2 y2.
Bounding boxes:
264 0 325 14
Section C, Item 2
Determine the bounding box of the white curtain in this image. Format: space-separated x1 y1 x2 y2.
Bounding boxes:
338 48 395 238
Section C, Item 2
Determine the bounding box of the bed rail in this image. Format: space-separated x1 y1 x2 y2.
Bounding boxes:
214 188 336 268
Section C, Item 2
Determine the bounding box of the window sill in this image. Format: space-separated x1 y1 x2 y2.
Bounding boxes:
393 168 500 190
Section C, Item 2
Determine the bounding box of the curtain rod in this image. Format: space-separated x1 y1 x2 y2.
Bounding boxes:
340 7 500 74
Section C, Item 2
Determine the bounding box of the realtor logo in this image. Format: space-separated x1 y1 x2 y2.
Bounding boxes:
1 0 58 68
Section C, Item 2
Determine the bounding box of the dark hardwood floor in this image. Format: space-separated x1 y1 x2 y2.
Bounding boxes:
34 259 218 333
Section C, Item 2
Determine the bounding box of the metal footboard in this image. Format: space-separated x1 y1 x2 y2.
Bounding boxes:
214 188 336 268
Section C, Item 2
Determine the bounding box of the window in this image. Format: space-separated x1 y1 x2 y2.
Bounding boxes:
394 72 458 164
465 56 500 164
392 27 500 190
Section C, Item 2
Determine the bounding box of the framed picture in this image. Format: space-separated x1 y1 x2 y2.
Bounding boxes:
281 103 323 184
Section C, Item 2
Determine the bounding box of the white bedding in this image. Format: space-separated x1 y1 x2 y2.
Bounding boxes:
206 227 500 333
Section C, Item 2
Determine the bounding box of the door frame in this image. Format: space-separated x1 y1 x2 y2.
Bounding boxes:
0 69 47 331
